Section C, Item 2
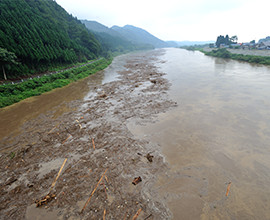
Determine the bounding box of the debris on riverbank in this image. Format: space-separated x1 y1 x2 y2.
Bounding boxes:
0 50 176 219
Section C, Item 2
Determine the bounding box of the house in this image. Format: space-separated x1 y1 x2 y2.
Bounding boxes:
257 41 270 50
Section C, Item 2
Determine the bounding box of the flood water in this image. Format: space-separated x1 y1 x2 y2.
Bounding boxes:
0 54 125 149
2 48 270 219
128 48 270 219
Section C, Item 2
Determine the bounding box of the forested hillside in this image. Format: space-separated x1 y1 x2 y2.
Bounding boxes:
111 25 169 48
0 0 101 79
81 20 153 54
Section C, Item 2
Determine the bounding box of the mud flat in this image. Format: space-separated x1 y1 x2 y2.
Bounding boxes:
0 50 177 219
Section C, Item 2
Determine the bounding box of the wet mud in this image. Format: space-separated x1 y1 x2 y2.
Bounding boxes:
0 50 176 219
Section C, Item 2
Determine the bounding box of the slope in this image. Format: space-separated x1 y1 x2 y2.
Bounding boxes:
0 0 101 79
111 25 169 48
81 20 154 54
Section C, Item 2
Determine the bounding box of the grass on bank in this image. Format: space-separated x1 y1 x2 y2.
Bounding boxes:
183 46 270 66
0 58 112 108
203 48 270 65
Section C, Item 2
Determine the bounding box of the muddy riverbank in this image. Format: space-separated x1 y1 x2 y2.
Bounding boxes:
0 50 176 219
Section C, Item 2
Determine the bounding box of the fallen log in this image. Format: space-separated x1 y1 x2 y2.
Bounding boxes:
50 158 67 192
92 138 96 150
226 182 232 197
80 168 108 213
62 134 71 144
103 209 106 220
132 208 142 220
35 193 56 207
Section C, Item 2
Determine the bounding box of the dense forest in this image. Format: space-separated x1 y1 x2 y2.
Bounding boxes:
0 0 101 79
81 20 154 53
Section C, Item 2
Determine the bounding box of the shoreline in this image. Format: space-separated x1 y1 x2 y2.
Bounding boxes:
0 58 112 108
0 49 176 219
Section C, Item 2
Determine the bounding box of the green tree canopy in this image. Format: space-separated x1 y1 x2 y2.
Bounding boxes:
0 47 18 80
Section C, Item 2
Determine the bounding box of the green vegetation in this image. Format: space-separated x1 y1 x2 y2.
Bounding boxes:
0 0 161 108
203 48 270 65
81 20 154 55
182 46 270 66
216 35 238 47
0 48 19 80
0 0 101 79
0 58 112 108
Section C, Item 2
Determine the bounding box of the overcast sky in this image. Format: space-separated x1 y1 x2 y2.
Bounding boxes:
56 0 270 42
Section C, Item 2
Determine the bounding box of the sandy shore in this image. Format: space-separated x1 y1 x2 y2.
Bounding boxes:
0 50 177 219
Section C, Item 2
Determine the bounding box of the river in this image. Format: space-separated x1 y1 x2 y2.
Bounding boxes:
128 48 270 219
1 48 270 219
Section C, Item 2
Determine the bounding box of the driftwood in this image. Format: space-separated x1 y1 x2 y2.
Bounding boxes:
146 153 153 162
35 158 67 207
50 158 67 192
92 138 96 150
103 209 106 220
48 123 60 134
62 134 71 144
132 208 142 220
144 214 152 220
226 182 232 197
101 179 108 199
81 168 108 213
104 175 109 184
35 193 56 207
123 211 128 220
132 177 142 185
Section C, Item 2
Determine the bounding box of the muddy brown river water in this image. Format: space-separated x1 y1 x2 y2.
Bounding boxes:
1 48 270 219
128 48 270 219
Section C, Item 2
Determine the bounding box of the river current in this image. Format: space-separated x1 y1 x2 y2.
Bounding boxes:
129 48 270 219
1 48 270 219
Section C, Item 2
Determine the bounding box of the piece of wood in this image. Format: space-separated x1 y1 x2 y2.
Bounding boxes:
104 175 108 184
132 208 142 220
50 158 67 192
123 211 128 220
103 209 106 220
92 138 96 150
102 180 108 199
226 182 232 197
144 214 152 220
48 123 60 134
132 177 142 185
80 168 108 213
35 193 56 207
62 134 71 144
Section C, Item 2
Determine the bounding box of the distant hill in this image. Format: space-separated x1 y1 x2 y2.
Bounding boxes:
171 41 215 46
166 41 179 47
81 20 121 38
0 0 101 79
111 25 169 48
81 20 154 53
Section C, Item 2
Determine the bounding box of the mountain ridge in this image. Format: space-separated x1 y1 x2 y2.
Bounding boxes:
111 25 169 48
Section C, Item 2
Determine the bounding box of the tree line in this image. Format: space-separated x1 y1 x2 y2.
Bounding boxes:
215 35 238 47
0 0 102 79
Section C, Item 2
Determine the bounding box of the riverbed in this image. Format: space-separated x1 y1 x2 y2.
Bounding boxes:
1 48 270 219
